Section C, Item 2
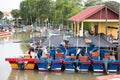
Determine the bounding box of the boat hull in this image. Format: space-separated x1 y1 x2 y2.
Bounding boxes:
5 58 36 70
92 60 104 72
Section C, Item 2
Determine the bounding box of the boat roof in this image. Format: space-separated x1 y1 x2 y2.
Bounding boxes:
90 35 116 48
40 35 63 47
68 36 87 47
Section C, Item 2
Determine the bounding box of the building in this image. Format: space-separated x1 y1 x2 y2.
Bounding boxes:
2 11 13 20
68 5 119 38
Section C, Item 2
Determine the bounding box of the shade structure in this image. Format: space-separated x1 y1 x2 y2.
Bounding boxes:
40 35 63 47
24 37 46 43
14 37 46 43
68 36 87 47
90 35 116 48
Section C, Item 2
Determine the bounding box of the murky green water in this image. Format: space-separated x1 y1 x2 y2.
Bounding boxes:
0 31 118 80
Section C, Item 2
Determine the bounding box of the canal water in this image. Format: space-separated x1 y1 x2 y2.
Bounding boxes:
0 31 117 80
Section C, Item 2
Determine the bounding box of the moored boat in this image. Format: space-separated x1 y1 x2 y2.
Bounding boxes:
5 56 36 70
63 55 76 72
78 56 91 72
35 57 49 71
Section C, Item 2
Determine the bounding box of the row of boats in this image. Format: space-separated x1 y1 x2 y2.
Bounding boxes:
5 34 120 74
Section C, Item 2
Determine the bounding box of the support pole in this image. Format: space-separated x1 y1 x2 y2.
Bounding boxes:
80 21 84 37
118 5 120 73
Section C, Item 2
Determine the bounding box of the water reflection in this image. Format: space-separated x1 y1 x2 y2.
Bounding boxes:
8 70 97 80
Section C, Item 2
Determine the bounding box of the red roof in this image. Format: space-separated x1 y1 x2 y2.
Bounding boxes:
68 5 118 22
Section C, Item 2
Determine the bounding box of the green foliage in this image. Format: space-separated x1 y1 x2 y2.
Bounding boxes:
104 1 120 13
19 0 83 25
20 0 52 25
55 0 83 25
84 0 102 7
11 9 20 19
83 22 91 31
0 11 3 19
12 0 119 29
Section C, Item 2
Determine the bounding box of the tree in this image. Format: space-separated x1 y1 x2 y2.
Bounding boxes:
11 9 20 19
0 11 3 20
104 1 120 13
11 9 20 26
20 0 53 25
54 0 83 25
84 0 102 7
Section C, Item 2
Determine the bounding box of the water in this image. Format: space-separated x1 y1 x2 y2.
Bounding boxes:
0 32 117 80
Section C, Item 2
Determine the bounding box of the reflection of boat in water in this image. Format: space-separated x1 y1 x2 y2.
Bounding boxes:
8 70 37 80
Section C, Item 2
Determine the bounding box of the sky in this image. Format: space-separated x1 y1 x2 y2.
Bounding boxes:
0 0 23 12
0 0 120 12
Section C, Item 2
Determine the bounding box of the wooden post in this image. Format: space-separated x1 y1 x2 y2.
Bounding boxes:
80 21 84 37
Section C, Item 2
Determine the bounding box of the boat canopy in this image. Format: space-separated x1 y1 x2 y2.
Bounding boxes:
40 35 63 47
90 35 116 48
68 36 87 47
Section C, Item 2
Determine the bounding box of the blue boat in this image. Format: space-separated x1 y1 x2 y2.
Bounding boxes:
63 56 76 71
35 57 48 71
78 56 91 72
51 57 63 72
90 35 120 74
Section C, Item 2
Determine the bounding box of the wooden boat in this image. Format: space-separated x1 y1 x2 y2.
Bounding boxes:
35 57 49 71
63 55 76 71
91 50 120 73
91 51 104 72
0 31 11 37
5 54 36 70
51 53 64 72
78 56 91 72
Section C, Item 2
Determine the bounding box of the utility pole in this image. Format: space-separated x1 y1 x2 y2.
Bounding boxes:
118 6 120 60
118 5 120 73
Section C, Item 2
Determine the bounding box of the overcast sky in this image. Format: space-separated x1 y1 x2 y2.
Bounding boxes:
0 0 23 12
0 0 119 12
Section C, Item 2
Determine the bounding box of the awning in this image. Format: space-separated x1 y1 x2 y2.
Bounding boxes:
40 35 63 47
90 35 116 47
68 36 87 47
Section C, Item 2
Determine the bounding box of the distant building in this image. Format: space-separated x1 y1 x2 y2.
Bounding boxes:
68 4 119 38
2 11 13 20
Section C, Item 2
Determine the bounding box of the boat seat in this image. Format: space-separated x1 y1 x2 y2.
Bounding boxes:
24 54 31 58
90 52 99 57
55 53 64 57
104 53 110 60
79 56 88 61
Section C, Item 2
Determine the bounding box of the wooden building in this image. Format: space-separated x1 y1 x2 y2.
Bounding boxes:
68 5 119 38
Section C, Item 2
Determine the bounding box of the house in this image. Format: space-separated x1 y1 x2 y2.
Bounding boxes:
2 11 13 20
68 4 119 38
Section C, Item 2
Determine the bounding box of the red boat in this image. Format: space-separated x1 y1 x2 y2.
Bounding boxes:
94 75 120 80
0 32 11 37
5 55 36 70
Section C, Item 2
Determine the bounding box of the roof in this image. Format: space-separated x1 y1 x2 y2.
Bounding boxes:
68 5 118 22
68 36 87 47
90 35 116 48
40 35 63 47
